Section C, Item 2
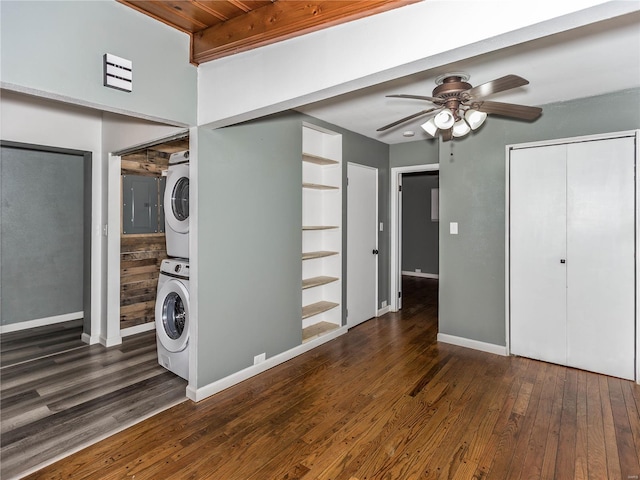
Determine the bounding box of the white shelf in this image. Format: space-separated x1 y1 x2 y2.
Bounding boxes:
302 153 338 165
302 276 339 290
303 182 339 190
302 251 338 260
302 321 340 343
301 301 339 319
302 225 338 231
302 124 342 340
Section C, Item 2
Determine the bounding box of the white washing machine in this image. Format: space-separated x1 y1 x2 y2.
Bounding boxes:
155 258 190 379
164 150 189 259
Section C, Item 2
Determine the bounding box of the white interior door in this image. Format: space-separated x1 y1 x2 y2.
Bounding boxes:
510 145 568 366
566 137 635 380
347 163 378 328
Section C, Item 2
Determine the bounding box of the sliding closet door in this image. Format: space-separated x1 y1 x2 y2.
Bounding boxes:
510 145 568 365
566 137 635 380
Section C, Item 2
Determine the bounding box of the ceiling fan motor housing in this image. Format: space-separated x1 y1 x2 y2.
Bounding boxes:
433 76 472 119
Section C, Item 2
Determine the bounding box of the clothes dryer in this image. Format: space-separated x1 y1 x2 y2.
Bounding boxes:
155 258 189 379
165 150 189 259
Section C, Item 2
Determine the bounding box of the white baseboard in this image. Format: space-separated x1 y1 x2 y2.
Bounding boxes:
81 333 101 345
0 311 83 334
377 305 390 317
187 326 348 402
122 322 155 337
99 334 123 348
437 333 507 357
402 271 439 279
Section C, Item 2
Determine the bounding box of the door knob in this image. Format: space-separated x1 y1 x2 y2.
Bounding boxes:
560 259 566 264
372 249 379 255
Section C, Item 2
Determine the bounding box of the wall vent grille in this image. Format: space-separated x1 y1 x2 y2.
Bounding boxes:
103 53 132 92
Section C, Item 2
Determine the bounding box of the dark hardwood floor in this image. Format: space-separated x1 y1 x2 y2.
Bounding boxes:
17 277 640 479
0 322 187 479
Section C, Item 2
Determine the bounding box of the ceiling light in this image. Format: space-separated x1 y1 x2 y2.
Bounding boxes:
465 109 487 130
452 119 471 137
433 109 455 130
420 118 438 136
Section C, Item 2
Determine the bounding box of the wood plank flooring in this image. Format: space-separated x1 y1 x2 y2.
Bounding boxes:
0 323 187 479
18 277 640 479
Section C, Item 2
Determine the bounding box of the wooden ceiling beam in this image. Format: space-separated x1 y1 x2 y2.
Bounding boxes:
191 0 418 64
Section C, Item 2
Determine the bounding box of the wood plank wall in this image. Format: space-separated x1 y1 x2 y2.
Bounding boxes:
119 139 188 330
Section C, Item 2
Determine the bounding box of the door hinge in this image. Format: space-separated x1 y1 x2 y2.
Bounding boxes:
346 309 348 317
398 291 402 298
347 177 349 186
399 185 402 192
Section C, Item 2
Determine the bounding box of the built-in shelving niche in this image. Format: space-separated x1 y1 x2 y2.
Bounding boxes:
302 124 342 343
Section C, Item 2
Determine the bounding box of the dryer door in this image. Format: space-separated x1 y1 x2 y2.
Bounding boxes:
156 279 189 353
165 163 189 234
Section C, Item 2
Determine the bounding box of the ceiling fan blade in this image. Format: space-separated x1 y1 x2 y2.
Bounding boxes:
376 107 440 132
386 94 442 103
465 74 529 99
473 100 542 120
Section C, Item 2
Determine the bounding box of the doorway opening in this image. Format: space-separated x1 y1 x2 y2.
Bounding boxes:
0 141 93 345
390 163 440 312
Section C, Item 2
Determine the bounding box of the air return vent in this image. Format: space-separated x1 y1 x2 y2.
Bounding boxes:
103 53 132 92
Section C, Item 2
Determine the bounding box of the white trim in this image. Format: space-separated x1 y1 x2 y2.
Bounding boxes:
390 163 439 312
121 322 155 338
90 150 102 351
186 326 348 402
187 127 197 394
507 129 639 151
106 153 123 348
504 143 512 357
636 130 640 385
437 333 508 357
1 82 190 129
402 271 439 279
376 305 390 317
0 312 83 334
81 332 100 345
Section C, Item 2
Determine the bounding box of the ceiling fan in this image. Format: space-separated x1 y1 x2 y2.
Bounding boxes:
377 72 542 140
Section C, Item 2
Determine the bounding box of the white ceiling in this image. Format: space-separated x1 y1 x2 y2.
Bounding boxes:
296 9 640 144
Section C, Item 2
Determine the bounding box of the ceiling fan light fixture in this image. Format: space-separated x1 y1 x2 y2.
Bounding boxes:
433 109 455 130
420 118 438 136
465 109 487 130
452 118 471 138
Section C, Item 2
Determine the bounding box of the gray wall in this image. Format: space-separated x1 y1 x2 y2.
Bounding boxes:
195 111 390 387
390 139 439 168
1 146 84 325
402 172 439 275
434 88 639 347
1 0 196 126
196 113 302 387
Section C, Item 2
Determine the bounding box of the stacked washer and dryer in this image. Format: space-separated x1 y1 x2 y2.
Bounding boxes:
155 150 190 380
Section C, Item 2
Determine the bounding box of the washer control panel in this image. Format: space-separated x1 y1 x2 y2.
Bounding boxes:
160 259 189 279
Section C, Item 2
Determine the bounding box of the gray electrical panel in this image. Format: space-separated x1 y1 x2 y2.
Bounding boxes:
122 175 165 234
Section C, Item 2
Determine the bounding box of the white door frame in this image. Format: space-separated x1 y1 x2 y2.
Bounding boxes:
105 153 124 347
505 129 640 383
347 162 379 327
390 163 440 312
106 131 191 348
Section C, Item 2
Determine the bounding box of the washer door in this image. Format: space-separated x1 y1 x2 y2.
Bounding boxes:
164 163 189 234
155 279 189 353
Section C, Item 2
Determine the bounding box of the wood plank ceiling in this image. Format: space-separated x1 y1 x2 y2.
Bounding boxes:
117 0 418 64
